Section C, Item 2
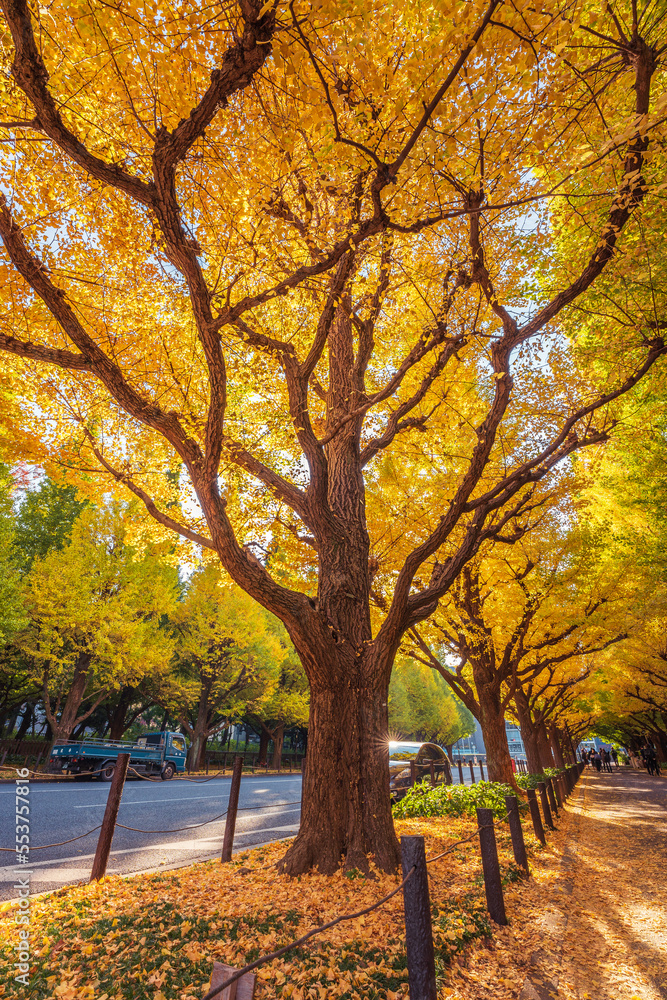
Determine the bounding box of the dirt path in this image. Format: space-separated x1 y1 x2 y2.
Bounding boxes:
441 767 667 1000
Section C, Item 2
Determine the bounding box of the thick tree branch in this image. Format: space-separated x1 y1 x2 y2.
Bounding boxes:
0 197 203 470
0 330 92 370
83 429 216 551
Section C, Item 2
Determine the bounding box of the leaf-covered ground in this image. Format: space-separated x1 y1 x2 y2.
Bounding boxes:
0 814 533 1000
2 771 663 999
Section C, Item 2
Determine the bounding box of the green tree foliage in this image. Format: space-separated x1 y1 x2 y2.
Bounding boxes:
247 642 309 768
0 465 36 733
156 566 285 769
19 503 177 747
0 464 27 644
388 658 473 745
12 477 89 573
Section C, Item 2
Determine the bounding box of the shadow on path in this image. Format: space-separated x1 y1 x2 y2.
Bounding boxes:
524 768 667 1000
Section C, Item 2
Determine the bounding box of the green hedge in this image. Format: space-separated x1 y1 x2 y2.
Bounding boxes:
392 779 523 820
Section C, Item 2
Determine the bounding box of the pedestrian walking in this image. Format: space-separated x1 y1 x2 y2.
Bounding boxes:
611 748 619 769
602 749 613 773
592 750 602 772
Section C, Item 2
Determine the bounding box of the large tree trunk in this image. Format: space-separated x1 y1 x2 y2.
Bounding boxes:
186 675 214 770
271 722 285 770
280 667 399 876
537 721 555 770
513 690 542 774
14 703 34 741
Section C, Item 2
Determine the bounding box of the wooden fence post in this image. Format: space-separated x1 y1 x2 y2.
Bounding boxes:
526 789 546 846
457 760 464 784
476 808 507 925
546 777 559 818
554 775 564 809
410 760 417 787
90 753 130 882
479 760 485 781
504 795 529 874
469 760 476 784
401 836 437 1000
537 781 554 830
444 759 453 785
221 755 244 863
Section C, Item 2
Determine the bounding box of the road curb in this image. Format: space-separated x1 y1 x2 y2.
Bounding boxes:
0 835 296 911
0 770 303 785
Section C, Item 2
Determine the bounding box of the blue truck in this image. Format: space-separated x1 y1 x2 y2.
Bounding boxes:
48 731 188 780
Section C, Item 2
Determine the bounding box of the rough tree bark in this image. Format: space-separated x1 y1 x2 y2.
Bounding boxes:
42 653 109 766
257 728 270 766
108 686 136 741
537 722 555 770
550 725 565 768
514 689 543 774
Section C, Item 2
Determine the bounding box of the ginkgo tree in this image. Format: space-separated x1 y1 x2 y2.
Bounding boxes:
0 0 664 871
20 504 177 752
406 525 630 784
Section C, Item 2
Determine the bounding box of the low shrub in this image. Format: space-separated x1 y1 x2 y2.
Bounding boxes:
392 778 522 820
516 767 565 790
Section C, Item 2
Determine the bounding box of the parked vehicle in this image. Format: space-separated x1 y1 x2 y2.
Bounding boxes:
389 741 449 799
48 730 188 780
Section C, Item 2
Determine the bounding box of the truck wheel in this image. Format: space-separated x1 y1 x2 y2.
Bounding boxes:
99 761 116 782
161 763 175 780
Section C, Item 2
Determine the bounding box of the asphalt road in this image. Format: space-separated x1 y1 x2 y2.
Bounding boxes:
0 772 302 900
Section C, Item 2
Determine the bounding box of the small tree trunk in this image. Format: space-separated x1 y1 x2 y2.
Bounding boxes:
477 691 518 788
271 722 285 769
280 674 399 876
537 721 555 770
550 725 565 768
109 687 135 740
14 704 34 741
513 690 542 774
258 728 270 766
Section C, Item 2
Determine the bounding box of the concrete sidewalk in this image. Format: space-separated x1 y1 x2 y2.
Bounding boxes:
521 768 667 1000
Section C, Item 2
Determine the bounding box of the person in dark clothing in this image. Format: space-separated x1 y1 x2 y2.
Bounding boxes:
602 749 612 773
611 748 619 769
640 745 658 775
591 750 602 772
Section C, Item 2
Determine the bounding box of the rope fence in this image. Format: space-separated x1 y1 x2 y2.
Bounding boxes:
202 865 418 1000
